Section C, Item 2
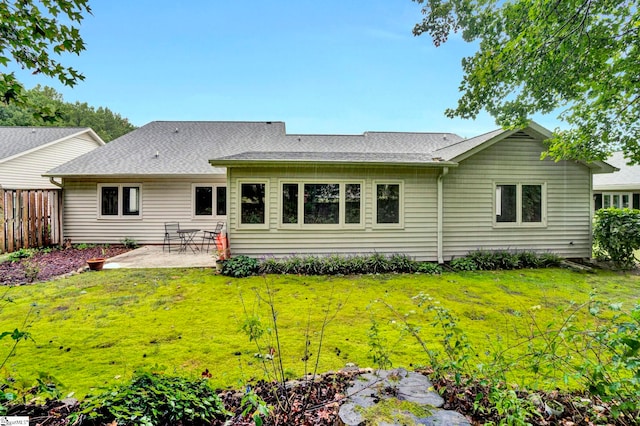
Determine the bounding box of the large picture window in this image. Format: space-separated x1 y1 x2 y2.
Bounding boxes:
280 181 363 227
304 183 339 224
99 184 141 218
240 183 266 225
495 183 545 226
193 185 227 217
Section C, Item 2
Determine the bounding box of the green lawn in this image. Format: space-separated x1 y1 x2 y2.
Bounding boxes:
0 268 639 397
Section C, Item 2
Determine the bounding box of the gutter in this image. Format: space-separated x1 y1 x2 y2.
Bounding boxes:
49 177 63 188
437 167 449 264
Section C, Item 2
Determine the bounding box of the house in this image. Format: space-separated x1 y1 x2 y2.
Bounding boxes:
45 120 614 262
593 151 640 210
0 127 105 189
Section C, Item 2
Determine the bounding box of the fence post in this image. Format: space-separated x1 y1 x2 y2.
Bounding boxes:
0 188 5 253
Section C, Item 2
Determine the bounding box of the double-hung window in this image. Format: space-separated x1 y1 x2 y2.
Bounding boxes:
193 185 227 217
495 183 545 226
99 184 141 218
280 181 363 228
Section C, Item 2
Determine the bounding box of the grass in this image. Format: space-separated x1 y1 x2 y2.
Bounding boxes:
0 268 639 397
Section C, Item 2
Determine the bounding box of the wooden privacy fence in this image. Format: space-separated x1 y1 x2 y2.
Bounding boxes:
0 188 62 254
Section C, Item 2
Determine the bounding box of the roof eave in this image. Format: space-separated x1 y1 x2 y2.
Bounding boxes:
209 159 459 168
0 128 105 165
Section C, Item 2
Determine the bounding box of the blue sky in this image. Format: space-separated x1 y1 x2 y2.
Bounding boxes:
14 0 559 137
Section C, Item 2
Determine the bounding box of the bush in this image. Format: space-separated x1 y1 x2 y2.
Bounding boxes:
74 371 229 426
6 248 36 262
416 262 442 274
221 255 260 278
593 208 640 268
450 257 478 271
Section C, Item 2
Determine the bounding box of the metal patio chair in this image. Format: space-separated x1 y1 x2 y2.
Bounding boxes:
201 221 224 252
163 222 182 252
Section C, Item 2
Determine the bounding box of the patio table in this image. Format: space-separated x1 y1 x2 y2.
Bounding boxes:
177 229 200 253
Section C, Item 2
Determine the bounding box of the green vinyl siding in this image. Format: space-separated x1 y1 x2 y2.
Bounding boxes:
227 165 439 260
442 136 592 259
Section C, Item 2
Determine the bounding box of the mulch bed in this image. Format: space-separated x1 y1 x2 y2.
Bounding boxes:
0 246 131 286
4 370 634 425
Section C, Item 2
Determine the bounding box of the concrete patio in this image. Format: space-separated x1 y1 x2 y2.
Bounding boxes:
103 245 215 269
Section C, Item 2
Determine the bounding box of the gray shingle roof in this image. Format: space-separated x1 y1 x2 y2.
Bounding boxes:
0 127 95 161
46 121 466 176
593 151 640 190
432 128 505 160
46 121 287 176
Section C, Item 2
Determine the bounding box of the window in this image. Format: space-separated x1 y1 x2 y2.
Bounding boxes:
240 183 266 225
304 183 339 224
193 185 226 217
99 184 141 218
280 181 363 227
375 183 401 225
495 183 545 226
282 183 298 224
596 192 636 210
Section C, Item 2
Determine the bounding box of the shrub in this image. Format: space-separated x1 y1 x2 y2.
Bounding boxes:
450 257 478 271
74 371 229 425
6 248 36 263
221 255 260 278
538 252 562 267
387 253 417 273
365 253 391 274
416 262 442 274
593 208 640 268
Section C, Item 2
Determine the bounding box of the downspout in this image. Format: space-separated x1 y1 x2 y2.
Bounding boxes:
437 167 449 264
49 177 64 245
49 177 63 188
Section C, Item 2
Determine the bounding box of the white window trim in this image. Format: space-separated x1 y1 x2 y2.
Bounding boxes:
601 192 633 209
373 180 404 229
277 180 365 230
493 181 547 228
191 183 228 219
237 180 269 230
97 183 142 219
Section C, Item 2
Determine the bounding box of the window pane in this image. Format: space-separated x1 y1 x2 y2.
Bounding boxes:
522 185 542 222
195 186 213 216
216 187 227 216
282 184 298 224
304 183 339 224
101 186 118 216
496 185 516 222
613 194 620 208
376 184 400 224
241 183 265 224
123 187 140 216
345 183 361 224
622 194 630 209
633 193 639 209
603 194 611 208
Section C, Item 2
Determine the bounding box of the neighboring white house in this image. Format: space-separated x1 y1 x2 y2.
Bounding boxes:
45 120 615 262
593 151 640 210
0 127 105 189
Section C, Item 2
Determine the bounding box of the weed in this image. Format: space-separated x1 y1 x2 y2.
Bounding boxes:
120 237 138 249
22 260 40 283
368 319 392 370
